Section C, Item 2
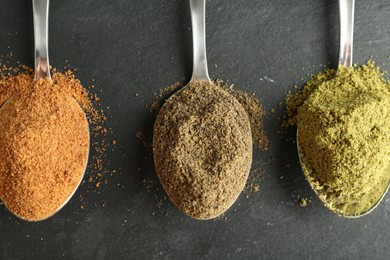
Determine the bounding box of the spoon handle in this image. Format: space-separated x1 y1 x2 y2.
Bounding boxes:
190 0 211 82
33 0 51 81
338 0 355 68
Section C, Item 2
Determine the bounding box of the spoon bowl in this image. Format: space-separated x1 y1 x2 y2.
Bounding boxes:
297 134 390 218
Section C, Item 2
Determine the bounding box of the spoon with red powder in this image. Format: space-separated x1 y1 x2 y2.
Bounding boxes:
0 0 90 221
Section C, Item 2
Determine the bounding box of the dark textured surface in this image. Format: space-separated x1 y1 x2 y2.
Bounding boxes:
1 0 390 259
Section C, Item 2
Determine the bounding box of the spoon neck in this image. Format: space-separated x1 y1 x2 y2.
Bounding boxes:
338 0 355 68
33 0 52 81
190 0 211 82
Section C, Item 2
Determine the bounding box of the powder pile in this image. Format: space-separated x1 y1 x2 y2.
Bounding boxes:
286 61 390 216
0 67 100 221
153 80 252 219
150 80 268 150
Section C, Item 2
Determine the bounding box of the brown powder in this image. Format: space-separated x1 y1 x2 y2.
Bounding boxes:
149 101 160 114
157 81 181 98
215 80 268 149
147 82 183 116
0 67 103 221
244 162 265 197
143 80 267 216
150 80 268 150
153 80 252 219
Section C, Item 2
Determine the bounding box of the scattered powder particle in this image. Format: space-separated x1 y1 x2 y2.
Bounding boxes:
149 101 160 114
142 179 153 193
251 184 260 193
244 162 265 196
299 198 308 207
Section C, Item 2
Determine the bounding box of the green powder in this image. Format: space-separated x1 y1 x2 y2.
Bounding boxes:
286 61 390 216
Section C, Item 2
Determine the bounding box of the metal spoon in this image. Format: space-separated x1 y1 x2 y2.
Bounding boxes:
188 0 213 86
153 0 252 219
33 0 52 81
0 0 89 221
297 0 390 217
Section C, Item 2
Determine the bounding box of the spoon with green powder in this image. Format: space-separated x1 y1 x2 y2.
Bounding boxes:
296 0 390 217
153 0 252 219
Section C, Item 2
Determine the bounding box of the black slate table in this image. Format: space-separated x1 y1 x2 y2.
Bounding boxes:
1 1 390 259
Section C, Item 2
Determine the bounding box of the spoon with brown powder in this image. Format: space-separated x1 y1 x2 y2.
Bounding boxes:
153 0 252 220
296 0 390 217
0 0 90 221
